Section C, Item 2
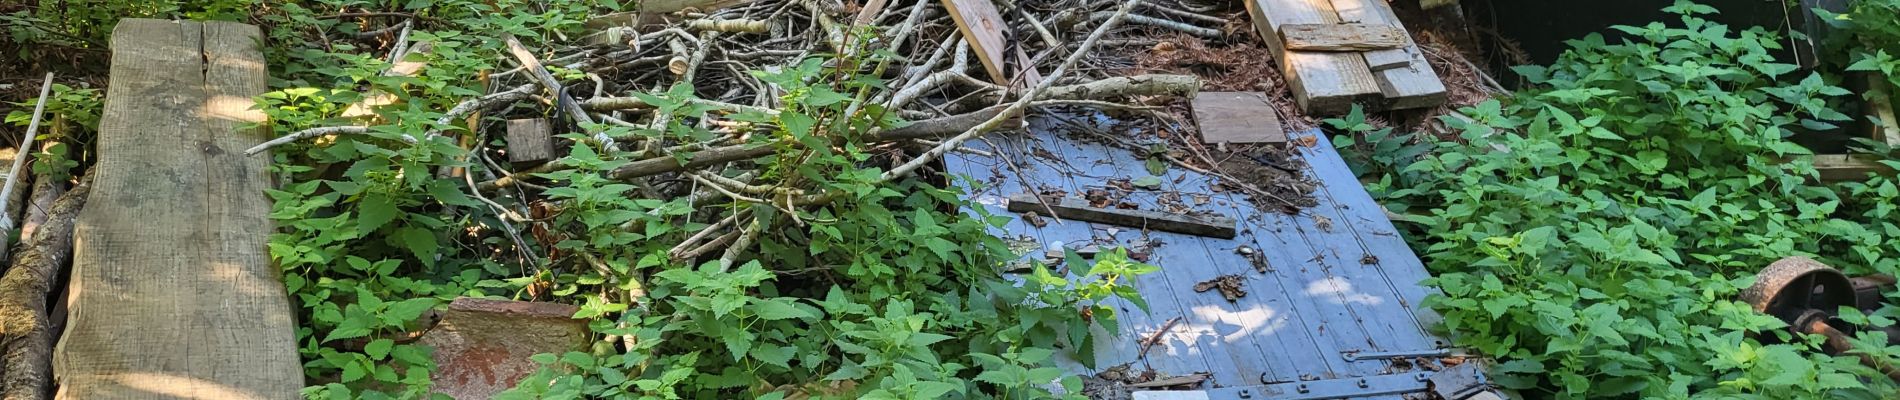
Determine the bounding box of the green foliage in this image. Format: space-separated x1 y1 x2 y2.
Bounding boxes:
491 28 1153 398
1335 1 1900 398
5 83 98 181
1815 0 1900 96
76 1 1169 398
247 1 608 398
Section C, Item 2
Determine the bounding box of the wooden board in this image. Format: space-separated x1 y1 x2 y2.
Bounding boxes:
1191 91 1286 145
1280 23 1406 52
507 118 556 164
1006 194 1237 238
1811 154 1897 182
1245 0 1382 115
944 116 1446 391
53 19 302 399
942 0 1041 87
1331 0 1448 109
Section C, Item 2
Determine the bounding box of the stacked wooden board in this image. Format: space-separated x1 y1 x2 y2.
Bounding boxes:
1246 0 1447 115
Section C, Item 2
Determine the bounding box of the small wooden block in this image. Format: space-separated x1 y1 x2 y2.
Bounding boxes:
1191 92 1286 145
1007 194 1237 239
1280 23 1406 52
507 118 556 164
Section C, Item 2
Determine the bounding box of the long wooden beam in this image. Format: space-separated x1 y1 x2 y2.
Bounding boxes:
54 19 301 399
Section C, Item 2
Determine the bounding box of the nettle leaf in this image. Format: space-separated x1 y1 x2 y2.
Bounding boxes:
395 226 438 266
749 345 795 368
750 298 815 320
364 338 394 361
356 193 399 233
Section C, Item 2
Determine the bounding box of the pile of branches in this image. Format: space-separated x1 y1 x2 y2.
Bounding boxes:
258 0 1231 268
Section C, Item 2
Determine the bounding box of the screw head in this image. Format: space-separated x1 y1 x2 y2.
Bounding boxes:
1357 379 1370 388
1238 389 1253 399
1296 384 1310 393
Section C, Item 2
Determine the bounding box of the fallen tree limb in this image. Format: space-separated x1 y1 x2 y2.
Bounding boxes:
481 69 1189 190
0 175 90 400
0 73 54 232
878 0 1146 182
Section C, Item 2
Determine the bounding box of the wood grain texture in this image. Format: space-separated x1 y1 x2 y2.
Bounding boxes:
507 118 556 164
1245 0 1381 115
945 118 1444 390
1006 194 1237 238
1280 23 1405 52
942 0 1040 87
1191 92 1286 144
53 19 301 399
1331 0 1447 109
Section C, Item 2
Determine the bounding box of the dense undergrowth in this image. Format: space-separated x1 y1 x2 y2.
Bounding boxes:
1336 1 1900 398
8 1 1153 399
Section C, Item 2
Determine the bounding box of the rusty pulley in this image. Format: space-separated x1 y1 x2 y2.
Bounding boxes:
1743 256 1900 380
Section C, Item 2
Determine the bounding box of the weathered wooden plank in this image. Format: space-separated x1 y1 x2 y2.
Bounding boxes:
1332 0 1448 109
1327 0 1408 70
1282 137 1438 354
942 0 1041 87
1199 199 1337 384
1007 194 1237 238
1811 154 1898 182
507 118 556 164
53 19 301 399
993 131 1202 376
1280 23 1406 52
1292 130 1444 330
1191 92 1286 145
1245 0 1382 115
1049 130 1310 385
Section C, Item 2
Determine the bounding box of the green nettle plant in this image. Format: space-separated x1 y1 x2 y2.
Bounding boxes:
1816 0 1900 98
236 1 1152 399
494 34 1155 399
1334 1 1900 398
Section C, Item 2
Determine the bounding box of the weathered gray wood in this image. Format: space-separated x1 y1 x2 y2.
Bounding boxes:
1191 92 1286 145
1294 130 1443 331
1244 0 1381 115
1280 23 1406 52
507 118 556 164
1007 194 1236 238
53 19 301 399
942 0 1042 87
948 125 1446 388
1332 0 1448 109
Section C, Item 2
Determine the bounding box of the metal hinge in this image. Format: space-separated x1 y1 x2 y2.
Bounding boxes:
1129 363 1501 400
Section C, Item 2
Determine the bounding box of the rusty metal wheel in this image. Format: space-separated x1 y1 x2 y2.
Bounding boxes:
1741 257 1858 328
